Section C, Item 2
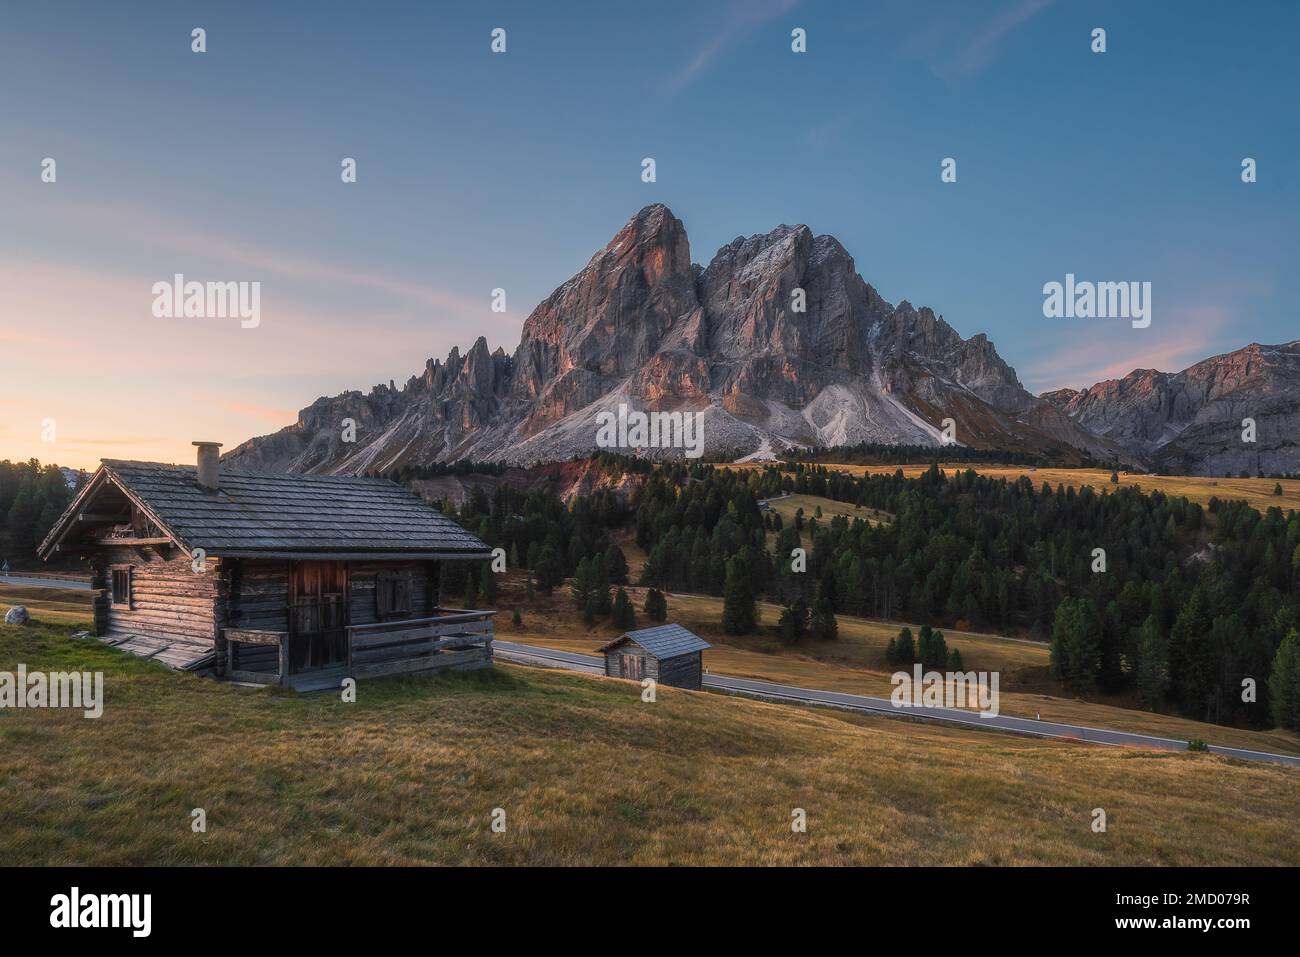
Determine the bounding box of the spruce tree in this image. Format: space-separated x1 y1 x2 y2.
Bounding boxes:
643 587 668 622
1134 616 1169 710
779 607 799 645
1169 587 1213 714
810 598 837 641
605 546 629 585
1269 630 1300 730
611 587 637 630
570 557 592 611
1050 597 1101 692
534 545 562 594
895 627 915 665
722 556 757 635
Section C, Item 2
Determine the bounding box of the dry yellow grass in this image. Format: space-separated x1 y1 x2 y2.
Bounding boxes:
13 579 1298 760
763 492 891 527
741 463 1300 514
1 616 1297 865
497 582 1300 757
0 584 96 626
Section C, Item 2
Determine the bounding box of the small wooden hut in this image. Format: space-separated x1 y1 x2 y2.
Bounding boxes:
597 624 710 690
38 442 495 690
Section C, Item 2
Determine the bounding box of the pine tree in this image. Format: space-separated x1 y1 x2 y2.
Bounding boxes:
921 628 947 668
810 598 837 641
534 546 563 594
1134 616 1169 710
479 562 496 605
895 627 915 665
790 596 809 639
1269 630 1300 730
1169 587 1213 715
722 556 757 635
643 587 668 622
594 553 613 616
611 587 637 630
583 592 601 626
1050 597 1101 692
779 607 799 645
570 557 593 610
605 546 629 585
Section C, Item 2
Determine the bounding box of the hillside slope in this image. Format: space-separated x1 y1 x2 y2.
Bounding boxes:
1 620 1297 866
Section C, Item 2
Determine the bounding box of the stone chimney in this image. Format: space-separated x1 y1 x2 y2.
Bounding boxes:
193 441 223 491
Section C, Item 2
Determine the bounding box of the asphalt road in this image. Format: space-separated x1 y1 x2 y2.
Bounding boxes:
493 639 1300 768
0 575 92 590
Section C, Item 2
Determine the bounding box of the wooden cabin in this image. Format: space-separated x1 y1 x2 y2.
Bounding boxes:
597 624 710 690
38 442 495 690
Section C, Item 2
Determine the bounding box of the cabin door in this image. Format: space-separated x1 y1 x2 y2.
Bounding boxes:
288 561 349 672
621 653 644 681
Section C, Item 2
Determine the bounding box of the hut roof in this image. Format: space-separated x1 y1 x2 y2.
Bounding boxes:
597 623 711 659
39 460 490 560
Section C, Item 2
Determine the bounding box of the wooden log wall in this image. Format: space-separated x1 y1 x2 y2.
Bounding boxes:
89 563 109 636
347 559 436 626
604 646 660 681
657 652 703 690
228 559 292 632
99 546 218 647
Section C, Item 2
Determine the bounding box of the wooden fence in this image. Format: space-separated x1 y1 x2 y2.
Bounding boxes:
222 608 494 686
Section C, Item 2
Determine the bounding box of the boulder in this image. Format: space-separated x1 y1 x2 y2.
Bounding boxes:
4 605 30 625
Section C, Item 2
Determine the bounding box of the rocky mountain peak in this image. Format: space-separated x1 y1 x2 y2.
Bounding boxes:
224 206 1295 476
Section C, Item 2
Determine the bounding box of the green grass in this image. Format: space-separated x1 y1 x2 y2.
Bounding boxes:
2 617 1299 865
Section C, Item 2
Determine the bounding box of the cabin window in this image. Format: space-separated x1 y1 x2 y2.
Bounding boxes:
376 572 413 620
110 565 132 610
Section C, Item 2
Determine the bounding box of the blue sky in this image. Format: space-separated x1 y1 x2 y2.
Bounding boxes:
1 0 1296 467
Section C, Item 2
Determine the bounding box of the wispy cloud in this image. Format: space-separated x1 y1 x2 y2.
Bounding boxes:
903 0 1054 84
48 199 505 322
806 111 858 151
666 0 803 96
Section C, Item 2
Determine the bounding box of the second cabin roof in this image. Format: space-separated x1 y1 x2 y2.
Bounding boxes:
597 624 711 659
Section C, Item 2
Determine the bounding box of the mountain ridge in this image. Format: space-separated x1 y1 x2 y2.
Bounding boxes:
224 205 1296 476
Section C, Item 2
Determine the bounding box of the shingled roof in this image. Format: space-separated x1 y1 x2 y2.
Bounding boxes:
597 624 711 659
40 459 490 560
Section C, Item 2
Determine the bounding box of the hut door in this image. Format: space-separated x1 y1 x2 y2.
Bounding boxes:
622 653 644 680
289 561 349 672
